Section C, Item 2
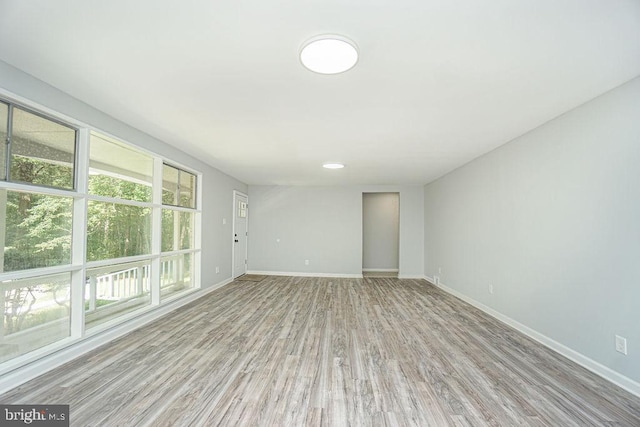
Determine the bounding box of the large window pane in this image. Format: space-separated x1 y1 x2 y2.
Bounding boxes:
10 107 76 190
160 253 193 299
162 164 179 205
85 262 150 329
1 273 71 363
89 132 153 202
0 102 7 181
179 170 196 208
86 201 151 262
162 164 196 208
1 190 72 272
161 210 194 252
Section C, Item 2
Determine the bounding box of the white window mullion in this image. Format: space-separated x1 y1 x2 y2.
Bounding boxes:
70 128 90 339
151 158 163 305
194 173 202 289
0 188 7 274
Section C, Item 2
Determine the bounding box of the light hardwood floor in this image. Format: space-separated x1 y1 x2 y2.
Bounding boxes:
2 277 639 426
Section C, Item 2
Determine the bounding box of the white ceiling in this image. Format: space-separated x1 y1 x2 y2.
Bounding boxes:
1 0 639 185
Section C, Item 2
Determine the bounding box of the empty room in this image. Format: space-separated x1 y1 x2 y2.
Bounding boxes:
0 0 639 425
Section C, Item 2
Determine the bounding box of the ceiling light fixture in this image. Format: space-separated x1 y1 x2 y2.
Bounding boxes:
300 35 359 74
323 163 345 169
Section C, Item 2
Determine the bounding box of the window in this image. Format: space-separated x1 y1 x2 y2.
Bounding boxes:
161 210 194 252
86 201 152 262
0 96 201 372
161 164 198 301
160 253 193 297
85 262 151 330
0 102 7 180
87 132 154 263
89 132 153 202
2 190 73 272
8 107 77 190
162 164 196 208
1 273 71 363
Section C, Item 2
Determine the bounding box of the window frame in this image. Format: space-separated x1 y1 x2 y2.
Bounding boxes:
162 162 197 209
0 91 203 375
88 130 154 203
3 102 79 191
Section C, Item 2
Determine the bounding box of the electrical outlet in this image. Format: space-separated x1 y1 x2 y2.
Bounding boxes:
433 275 440 285
222 218 226 225
305 259 309 265
489 284 494 294
215 266 220 274
438 267 442 274
615 335 628 355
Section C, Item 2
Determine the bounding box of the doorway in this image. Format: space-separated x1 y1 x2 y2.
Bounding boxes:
362 192 399 278
233 191 248 279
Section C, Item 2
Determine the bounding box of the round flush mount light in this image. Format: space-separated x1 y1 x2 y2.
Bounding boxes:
300 35 359 74
323 162 345 169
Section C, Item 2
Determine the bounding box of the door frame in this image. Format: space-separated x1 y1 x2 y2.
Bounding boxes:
231 190 249 279
362 191 400 276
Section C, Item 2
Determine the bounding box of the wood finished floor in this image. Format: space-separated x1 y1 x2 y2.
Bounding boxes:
2 277 640 426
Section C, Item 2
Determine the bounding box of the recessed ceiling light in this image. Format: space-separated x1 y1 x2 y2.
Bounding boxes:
323 163 345 169
300 35 358 74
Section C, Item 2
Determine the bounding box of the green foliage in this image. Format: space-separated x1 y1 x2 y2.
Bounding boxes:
85 175 153 261
11 154 73 189
2 156 193 334
89 174 152 202
3 157 73 271
2 159 159 269
86 201 151 261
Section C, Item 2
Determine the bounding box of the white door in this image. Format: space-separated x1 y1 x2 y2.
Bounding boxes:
233 192 248 278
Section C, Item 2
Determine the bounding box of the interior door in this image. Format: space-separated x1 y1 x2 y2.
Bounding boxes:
233 192 248 278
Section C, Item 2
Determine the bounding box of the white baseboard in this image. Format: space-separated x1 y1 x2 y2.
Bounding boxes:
248 270 423 280
362 268 399 273
0 276 234 395
247 270 363 279
434 281 640 398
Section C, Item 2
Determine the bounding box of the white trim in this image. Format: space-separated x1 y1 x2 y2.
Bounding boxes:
160 248 200 257
0 265 82 281
362 268 399 272
0 87 191 174
0 179 80 198
85 254 158 270
247 270 363 279
0 87 88 131
151 157 163 306
158 204 201 214
397 275 425 279
434 280 640 398
0 276 234 395
194 170 203 290
86 194 156 209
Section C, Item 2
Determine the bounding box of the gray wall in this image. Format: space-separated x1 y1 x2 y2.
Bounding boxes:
248 185 423 277
0 60 248 287
363 193 399 270
424 76 640 383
